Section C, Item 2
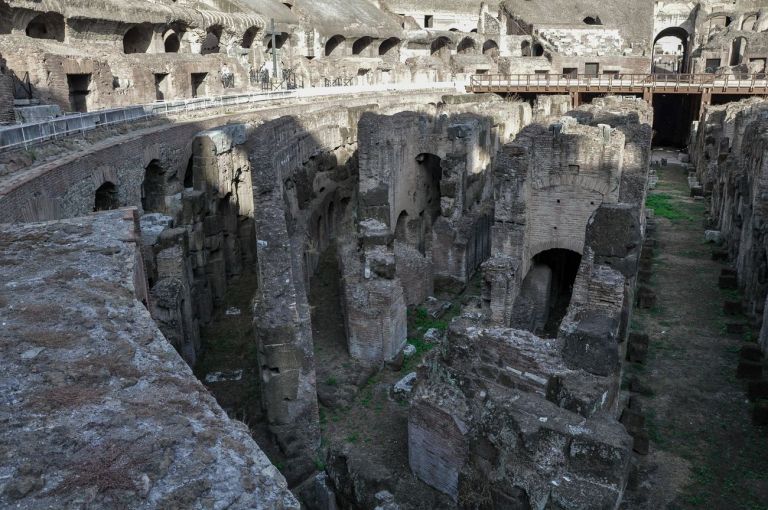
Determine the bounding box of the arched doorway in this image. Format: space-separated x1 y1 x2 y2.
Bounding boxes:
653 27 689 73
518 248 582 336
141 160 166 212
521 40 531 56
352 36 373 55
242 26 259 49
325 35 346 57
482 40 499 56
164 31 181 53
26 12 65 42
201 26 222 55
94 182 119 212
379 37 400 56
430 36 453 57
457 37 477 54
123 24 153 54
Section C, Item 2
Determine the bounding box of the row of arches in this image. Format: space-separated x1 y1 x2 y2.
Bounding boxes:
325 35 402 57
94 157 194 213
20 12 269 56
324 34 500 58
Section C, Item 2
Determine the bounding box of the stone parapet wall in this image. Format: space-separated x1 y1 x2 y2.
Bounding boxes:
0 209 299 509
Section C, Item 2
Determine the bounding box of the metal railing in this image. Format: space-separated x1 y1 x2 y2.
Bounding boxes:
468 73 768 91
0 81 461 153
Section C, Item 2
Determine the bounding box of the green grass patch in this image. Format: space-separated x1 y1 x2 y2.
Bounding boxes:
411 307 450 332
402 335 437 372
646 193 691 221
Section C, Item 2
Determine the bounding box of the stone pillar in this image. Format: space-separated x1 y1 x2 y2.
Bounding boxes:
250 135 320 484
0 56 14 125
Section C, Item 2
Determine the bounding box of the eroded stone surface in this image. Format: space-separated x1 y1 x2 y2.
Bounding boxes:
0 210 298 509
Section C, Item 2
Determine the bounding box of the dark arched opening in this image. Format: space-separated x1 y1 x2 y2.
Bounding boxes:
94 182 119 212
521 40 531 56
26 12 65 42
242 26 259 49
379 37 400 56
394 210 409 243
430 36 452 56
483 40 499 56
325 35 346 57
583 16 602 25
416 153 442 224
532 248 581 336
457 37 477 54
201 26 222 55
123 24 153 54
164 31 180 53
352 36 373 55
265 32 288 51
141 160 166 213
184 156 194 189
653 26 689 73
532 43 544 57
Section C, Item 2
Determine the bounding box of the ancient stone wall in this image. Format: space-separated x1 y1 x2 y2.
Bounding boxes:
0 54 13 125
0 209 299 509
345 95 532 365
406 97 651 507
691 97 768 352
485 97 651 328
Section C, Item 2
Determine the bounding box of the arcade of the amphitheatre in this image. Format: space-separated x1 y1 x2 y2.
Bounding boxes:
1 0 768 508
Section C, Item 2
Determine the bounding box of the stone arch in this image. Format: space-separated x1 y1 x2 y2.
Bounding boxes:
325 34 346 57
583 16 602 25
430 36 453 56
352 36 373 55
201 26 222 55
123 24 154 54
743 14 759 32
94 182 119 212
532 42 544 57
265 32 289 50
457 37 477 54
26 12 65 42
730 36 748 66
164 30 181 53
653 26 689 73
526 247 583 335
379 37 400 56
707 13 732 33
141 160 166 213
242 26 260 49
521 40 531 56
483 40 499 56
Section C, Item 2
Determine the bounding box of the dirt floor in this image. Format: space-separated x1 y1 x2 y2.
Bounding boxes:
624 151 768 510
309 243 472 509
192 272 285 465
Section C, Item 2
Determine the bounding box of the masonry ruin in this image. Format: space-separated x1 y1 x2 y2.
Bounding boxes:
1 1 768 509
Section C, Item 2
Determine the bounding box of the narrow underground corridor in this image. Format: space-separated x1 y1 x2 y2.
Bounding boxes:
624 152 768 509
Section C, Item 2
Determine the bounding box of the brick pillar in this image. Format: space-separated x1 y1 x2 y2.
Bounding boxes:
0 71 14 124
